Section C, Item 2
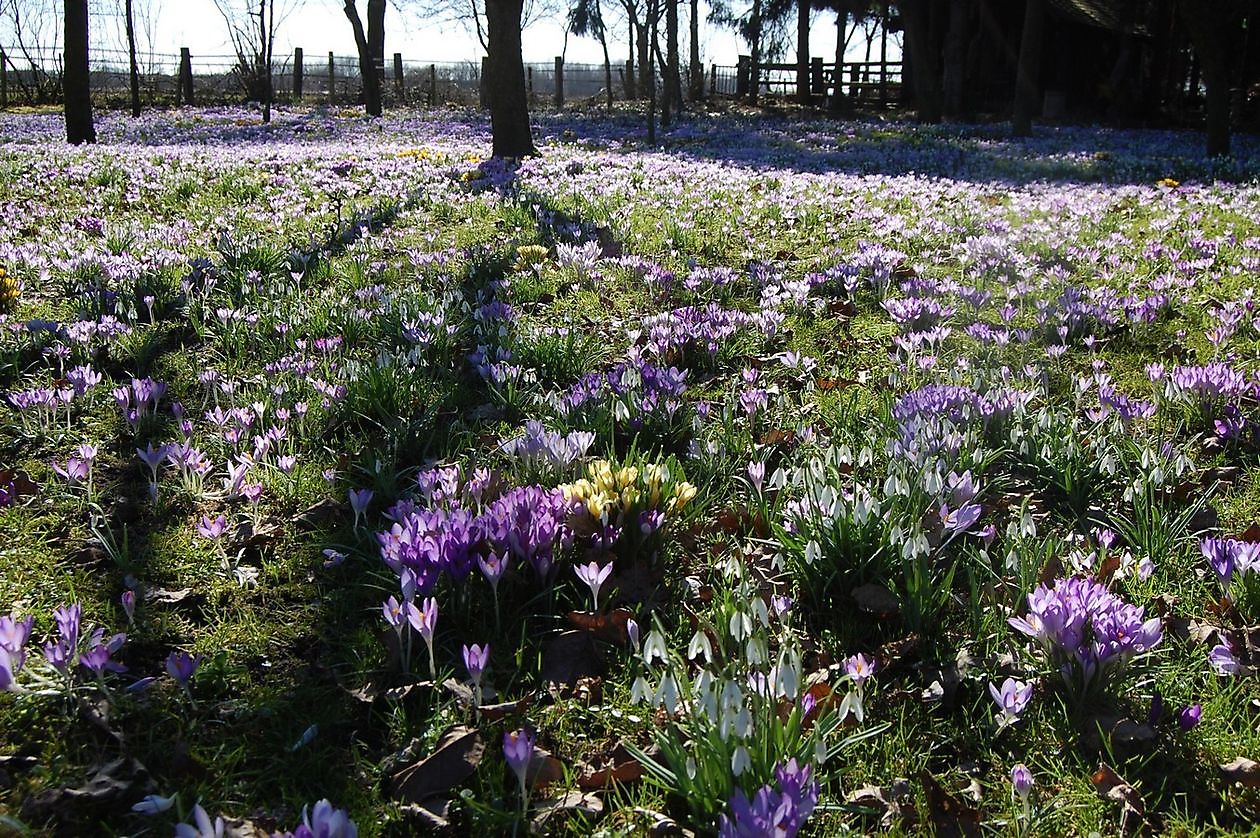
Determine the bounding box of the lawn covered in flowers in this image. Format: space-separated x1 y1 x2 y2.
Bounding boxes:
1 105 1259 835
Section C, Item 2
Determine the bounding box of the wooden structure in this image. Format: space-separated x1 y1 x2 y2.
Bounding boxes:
737 57 904 109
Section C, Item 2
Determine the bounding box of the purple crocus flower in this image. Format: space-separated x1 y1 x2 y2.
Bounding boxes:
1011 763 1034 817
174 803 225 838
80 632 127 676
348 488 373 529
196 514 227 540
0 615 32 662
1178 704 1202 731
121 590 136 625
574 560 614 611
287 799 358 838
1209 640 1241 676
462 643 489 688
382 596 406 630
165 650 202 686
989 677 1033 727
844 653 876 688
503 728 536 790
940 502 983 534
52 457 90 484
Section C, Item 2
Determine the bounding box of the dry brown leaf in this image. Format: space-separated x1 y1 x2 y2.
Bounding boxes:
919 771 981 838
567 608 634 644
527 748 566 790
1220 757 1260 787
1090 763 1145 834
390 725 485 804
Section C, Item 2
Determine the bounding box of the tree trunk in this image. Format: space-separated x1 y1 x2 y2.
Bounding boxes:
941 0 967 119
345 1 383 116
900 0 942 122
125 0 141 117
63 0 95 144
594 0 613 107
647 0 657 142
1012 0 1044 136
626 15 637 99
689 0 701 99
830 4 851 114
796 0 810 105
749 0 762 105
636 20 650 97
486 0 536 156
665 0 680 122
368 0 386 89
1176 0 1238 156
261 0 273 123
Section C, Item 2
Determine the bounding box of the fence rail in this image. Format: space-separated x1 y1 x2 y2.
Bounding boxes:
0 44 903 111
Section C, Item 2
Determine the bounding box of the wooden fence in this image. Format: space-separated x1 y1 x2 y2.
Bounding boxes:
0 44 903 110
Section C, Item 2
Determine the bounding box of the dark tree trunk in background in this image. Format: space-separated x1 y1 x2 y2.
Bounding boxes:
749 0 763 105
261 0 273 123
626 17 637 98
1012 0 1044 135
486 0 536 156
900 0 942 122
636 20 650 97
796 0 810 105
63 0 95 144
942 0 968 119
831 5 849 114
689 0 701 99
597 0 614 108
368 0 386 88
125 0 141 117
647 0 658 142
665 0 680 122
1176 0 1239 156
345 1 383 115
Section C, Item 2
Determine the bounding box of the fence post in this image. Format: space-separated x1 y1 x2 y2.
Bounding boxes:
393 52 404 97
850 63 859 100
1 50 6 110
179 48 194 106
709 63 716 97
429 64 437 106
527 66 533 101
811 56 824 97
328 51 335 105
554 56 563 109
736 55 750 98
294 47 303 101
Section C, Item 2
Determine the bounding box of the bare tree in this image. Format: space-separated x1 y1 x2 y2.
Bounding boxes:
0 0 62 104
568 0 614 108
212 0 298 122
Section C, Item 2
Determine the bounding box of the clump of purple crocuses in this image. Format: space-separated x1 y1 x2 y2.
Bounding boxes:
718 759 819 838
1199 536 1260 620
1009 576 1162 699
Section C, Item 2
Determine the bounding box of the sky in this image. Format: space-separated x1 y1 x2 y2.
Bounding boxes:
50 0 899 69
